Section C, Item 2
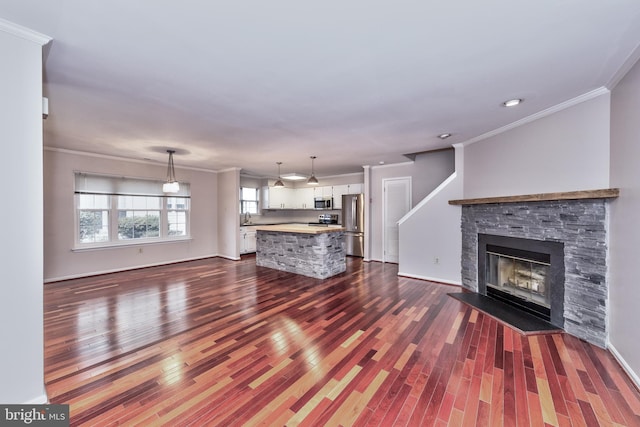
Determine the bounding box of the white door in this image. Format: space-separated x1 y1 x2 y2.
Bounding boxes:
383 177 411 263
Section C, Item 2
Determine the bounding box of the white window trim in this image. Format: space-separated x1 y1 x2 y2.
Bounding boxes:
240 186 261 215
74 196 192 250
73 172 191 250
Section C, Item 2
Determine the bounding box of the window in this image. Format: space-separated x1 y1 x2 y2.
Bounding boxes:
78 194 110 243
240 187 259 214
74 173 190 248
167 197 189 236
117 195 161 240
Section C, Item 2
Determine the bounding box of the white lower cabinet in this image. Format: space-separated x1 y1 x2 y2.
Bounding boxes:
240 226 257 254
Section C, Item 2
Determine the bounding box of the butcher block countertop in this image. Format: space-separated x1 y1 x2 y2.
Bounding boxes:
255 224 345 234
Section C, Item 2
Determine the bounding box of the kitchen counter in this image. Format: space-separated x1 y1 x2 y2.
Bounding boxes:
255 223 346 279
254 224 344 234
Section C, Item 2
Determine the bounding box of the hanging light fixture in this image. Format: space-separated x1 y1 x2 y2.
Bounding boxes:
307 155 319 185
162 149 180 193
274 162 284 187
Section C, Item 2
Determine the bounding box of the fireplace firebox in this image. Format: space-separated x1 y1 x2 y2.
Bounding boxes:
478 234 565 328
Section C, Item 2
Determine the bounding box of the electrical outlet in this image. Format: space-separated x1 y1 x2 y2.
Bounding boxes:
434 257 440 264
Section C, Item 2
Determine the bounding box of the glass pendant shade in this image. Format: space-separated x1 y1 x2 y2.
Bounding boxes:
163 181 180 193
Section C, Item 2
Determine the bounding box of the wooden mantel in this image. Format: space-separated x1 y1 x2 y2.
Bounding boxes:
449 188 619 206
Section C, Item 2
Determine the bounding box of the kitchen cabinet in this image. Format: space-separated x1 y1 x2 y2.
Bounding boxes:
331 185 349 209
346 183 363 195
330 184 363 209
240 226 257 254
261 183 362 211
321 186 334 198
264 186 295 209
295 187 315 209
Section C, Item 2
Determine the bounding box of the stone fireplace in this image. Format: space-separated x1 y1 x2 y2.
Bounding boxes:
450 189 619 347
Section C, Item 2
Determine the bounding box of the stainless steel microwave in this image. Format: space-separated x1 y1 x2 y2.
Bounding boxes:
314 197 332 209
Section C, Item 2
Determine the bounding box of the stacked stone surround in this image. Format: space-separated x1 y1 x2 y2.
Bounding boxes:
256 230 346 279
461 199 609 347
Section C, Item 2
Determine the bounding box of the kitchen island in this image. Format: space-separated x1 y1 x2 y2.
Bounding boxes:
255 224 346 279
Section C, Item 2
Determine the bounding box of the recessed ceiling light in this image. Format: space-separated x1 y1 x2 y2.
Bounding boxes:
502 98 523 107
438 133 452 139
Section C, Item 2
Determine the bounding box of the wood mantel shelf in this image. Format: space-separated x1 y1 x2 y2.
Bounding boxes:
449 188 619 206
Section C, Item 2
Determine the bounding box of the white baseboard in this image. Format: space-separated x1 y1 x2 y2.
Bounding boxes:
608 343 640 389
24 387 48 404
397 271 462 287
44 254 220 283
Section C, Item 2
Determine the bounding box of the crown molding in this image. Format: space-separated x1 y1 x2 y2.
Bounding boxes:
461 87 610 147
44 146 219 174
317 171 365 179
607 40 640 89
371 161 415 170
0 18 52 46
217 167 242 174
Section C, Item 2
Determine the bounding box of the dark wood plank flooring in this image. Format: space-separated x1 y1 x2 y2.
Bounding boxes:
43 256 640 426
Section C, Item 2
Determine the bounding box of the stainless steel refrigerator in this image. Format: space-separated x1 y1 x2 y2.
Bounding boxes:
342 193 364 257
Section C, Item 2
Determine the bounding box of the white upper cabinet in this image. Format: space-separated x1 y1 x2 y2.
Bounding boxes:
266 186 295 209
261 182 363 210
322 186 334 198
295 187 315 209
346 183 363 194
331 185 349 209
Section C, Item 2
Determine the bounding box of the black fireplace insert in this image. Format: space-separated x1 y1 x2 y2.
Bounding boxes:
478 234 565 328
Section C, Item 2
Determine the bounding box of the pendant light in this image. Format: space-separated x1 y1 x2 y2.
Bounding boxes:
307 156 319 185
274 162 284 187
162 149 180 193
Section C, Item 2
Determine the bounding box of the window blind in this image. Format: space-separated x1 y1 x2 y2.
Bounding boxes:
74 172 191 197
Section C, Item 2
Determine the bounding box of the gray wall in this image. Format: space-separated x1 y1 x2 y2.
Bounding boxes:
609 55 640 384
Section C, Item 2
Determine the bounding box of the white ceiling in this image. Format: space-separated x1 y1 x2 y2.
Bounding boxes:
2 1 640 179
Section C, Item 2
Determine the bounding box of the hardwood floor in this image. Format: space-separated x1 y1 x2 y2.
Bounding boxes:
44 256 640 426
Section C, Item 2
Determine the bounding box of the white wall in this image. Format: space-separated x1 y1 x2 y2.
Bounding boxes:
43 149 219 281
609 56 640 385
463 94 611 198
398 147 463 284
370 149 455 262
0 22 50 404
